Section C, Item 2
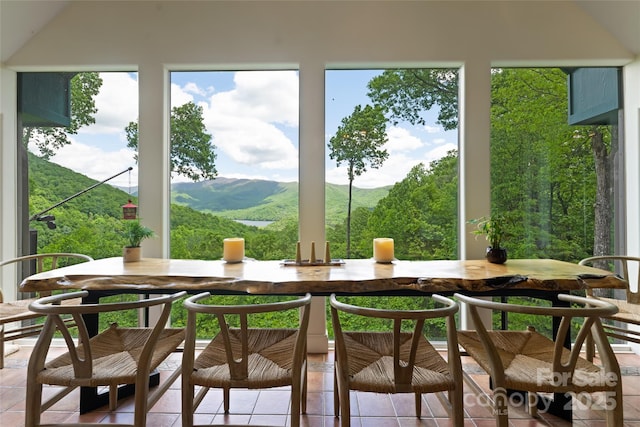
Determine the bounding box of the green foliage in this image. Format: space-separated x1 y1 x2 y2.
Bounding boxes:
121 219 155 247
468 214 510 249
126 101 217 181
358 155 458 260
367 69 459 130
328 104 389 182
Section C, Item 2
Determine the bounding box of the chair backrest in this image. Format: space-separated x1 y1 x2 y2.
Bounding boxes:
579 255 640 303
28 290 186 378
0 253 94 299
183 292 312 380
330 293 459 386
454 292 620 383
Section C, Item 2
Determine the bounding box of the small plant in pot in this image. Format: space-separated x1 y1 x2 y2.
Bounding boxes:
469 214 509 264
121 219 155 262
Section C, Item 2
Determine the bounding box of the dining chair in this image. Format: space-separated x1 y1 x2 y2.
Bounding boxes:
0 252 93 369
25 290 186 427
329 294 463 427
455 292 623 427
579 255 640 361
181 292 312 427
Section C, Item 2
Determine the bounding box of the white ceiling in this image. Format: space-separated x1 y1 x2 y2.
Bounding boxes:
1 0 639 64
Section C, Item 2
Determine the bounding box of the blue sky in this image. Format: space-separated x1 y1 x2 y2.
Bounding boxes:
44 70 457 189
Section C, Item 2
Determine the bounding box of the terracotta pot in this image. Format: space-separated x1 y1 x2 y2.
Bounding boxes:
123 246 141 263
486 247 507 264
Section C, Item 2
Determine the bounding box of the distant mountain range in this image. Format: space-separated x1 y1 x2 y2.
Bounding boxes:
30 153 390 226
170 177 391 225
29 154 391 232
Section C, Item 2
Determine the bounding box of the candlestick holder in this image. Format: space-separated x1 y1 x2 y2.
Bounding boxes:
282 241 345 266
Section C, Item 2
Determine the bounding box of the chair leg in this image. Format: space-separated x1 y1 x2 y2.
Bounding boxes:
301 359 308 414
585 332 595 362
606 384 624 427
182 383 194 427
25 380 42 427
333 368 340 417
451 385 464 427
494 387 509 427
0 326 4 370
291 368 304 427
223 387 230 413
334 366 351 427
414 393 421 418
109 384 118 411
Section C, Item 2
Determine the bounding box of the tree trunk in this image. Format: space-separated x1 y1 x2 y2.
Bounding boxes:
591 126 613 297
346 181 353 258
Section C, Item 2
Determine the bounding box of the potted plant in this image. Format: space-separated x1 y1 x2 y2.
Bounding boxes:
469 214 509 264
121 219 155 262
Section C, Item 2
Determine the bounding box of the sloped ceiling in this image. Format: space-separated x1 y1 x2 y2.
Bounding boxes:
1 0 639 64
0 0 69 63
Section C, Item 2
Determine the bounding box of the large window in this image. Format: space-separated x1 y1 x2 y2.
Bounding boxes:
168 70 300 261
489 68 620 262
325 69 459 261
24 71 139 259
489 67 622 334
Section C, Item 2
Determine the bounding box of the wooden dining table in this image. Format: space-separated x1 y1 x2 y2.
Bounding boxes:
20 256 625 296
19 256 627 418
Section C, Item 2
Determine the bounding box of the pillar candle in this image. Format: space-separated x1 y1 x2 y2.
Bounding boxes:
373 238 394 263
223 237 245 262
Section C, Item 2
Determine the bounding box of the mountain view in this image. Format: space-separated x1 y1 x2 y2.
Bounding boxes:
171 177 390 225
31 154 389 225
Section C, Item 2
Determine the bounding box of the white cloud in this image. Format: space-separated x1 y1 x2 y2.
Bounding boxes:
51 139 138 188
200 71 299 170
386 126 423 153
424 124 441 133
170 82 195 107
423 142 457 164
78 73 138 135
326 141 458 189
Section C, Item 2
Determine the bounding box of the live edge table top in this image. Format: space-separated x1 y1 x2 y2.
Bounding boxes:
19 257 626 296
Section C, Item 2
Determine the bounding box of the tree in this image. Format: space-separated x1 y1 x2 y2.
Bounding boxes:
125 101 217 181
367 69 458 130
328 104 388 258
365 155 458 260
22 73 103 158
368 68 613 261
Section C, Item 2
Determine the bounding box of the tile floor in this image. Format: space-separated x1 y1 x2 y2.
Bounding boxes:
2 344 640 426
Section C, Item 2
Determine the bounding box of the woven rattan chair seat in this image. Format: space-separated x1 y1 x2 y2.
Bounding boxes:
37 325 185 387
343 331 454 393
0 298 37 318
193 328 297 388
0 295 81 321
597 297 640 324
459 329 615 393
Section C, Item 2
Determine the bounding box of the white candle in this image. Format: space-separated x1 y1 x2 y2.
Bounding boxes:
223 237 245 262
373 238 394 263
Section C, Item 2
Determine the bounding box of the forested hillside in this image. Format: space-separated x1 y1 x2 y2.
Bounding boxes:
28 153 392 260
172 177 389 225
